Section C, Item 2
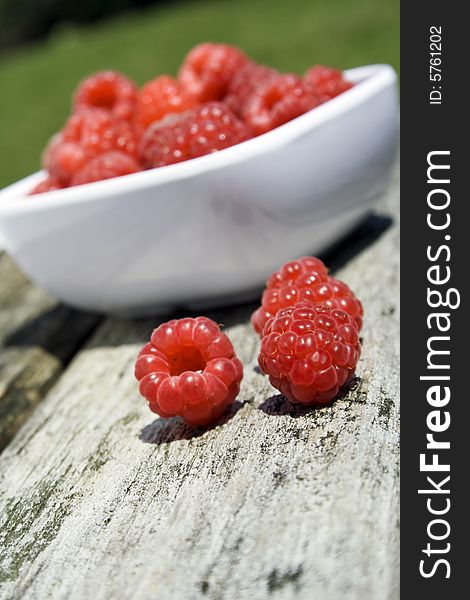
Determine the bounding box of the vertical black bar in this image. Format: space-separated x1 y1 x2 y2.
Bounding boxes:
401 2 466 597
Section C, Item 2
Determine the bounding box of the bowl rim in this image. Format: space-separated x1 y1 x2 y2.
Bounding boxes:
0 64 397 215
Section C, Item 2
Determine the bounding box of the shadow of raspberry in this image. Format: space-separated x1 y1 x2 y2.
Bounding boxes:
258 395 312 417
258 377 363 417
138 400 244 444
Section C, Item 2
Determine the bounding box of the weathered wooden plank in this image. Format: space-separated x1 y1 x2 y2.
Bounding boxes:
0 253 100 449
0 164 399 600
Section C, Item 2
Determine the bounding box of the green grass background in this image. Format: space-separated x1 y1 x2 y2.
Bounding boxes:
0 0 399 188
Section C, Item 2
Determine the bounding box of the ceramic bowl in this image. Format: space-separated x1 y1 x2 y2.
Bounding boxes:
0 64 398 316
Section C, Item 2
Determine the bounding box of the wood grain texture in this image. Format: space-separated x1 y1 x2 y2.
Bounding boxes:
0 165 399 600
0 253 100 449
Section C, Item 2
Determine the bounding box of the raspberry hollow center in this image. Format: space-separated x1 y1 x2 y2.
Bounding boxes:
167 346 206 375
135 316 244 427
87 80 118 110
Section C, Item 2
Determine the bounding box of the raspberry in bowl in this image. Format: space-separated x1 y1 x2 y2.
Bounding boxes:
0 61 398 315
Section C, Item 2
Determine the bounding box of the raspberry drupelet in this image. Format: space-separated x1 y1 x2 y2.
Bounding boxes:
242 73 320 136
134 75 197 133
179 43 249 102
304 65 353 102
74 70 137 121
258 303 361 405
135 317 243 427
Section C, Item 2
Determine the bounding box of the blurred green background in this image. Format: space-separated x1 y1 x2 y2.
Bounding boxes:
0 0 399 189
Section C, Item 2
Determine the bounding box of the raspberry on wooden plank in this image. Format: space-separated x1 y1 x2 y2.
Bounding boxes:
258 303 361 405
135 317 243 427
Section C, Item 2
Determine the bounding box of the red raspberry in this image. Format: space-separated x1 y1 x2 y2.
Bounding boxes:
139 102 251 168
29 175 64 195
224 62 278 116
62 109 138 158
258 303 361 405
187 102 251 158
264 256 329 289
134 317 243 427
179 43 249 102
251 257 329 333
135 76 197 133
74 70 137 121
42 135 88 184
43 110 138 184
252 276 363 335
70 151 140 186
138 116 189 168
242 73 320 136
304 65 352 102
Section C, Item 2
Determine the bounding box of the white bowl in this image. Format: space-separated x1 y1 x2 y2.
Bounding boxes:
0 64 398 316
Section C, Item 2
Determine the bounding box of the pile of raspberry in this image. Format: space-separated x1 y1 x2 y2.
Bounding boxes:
31 43 352 194
253 256 362 406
